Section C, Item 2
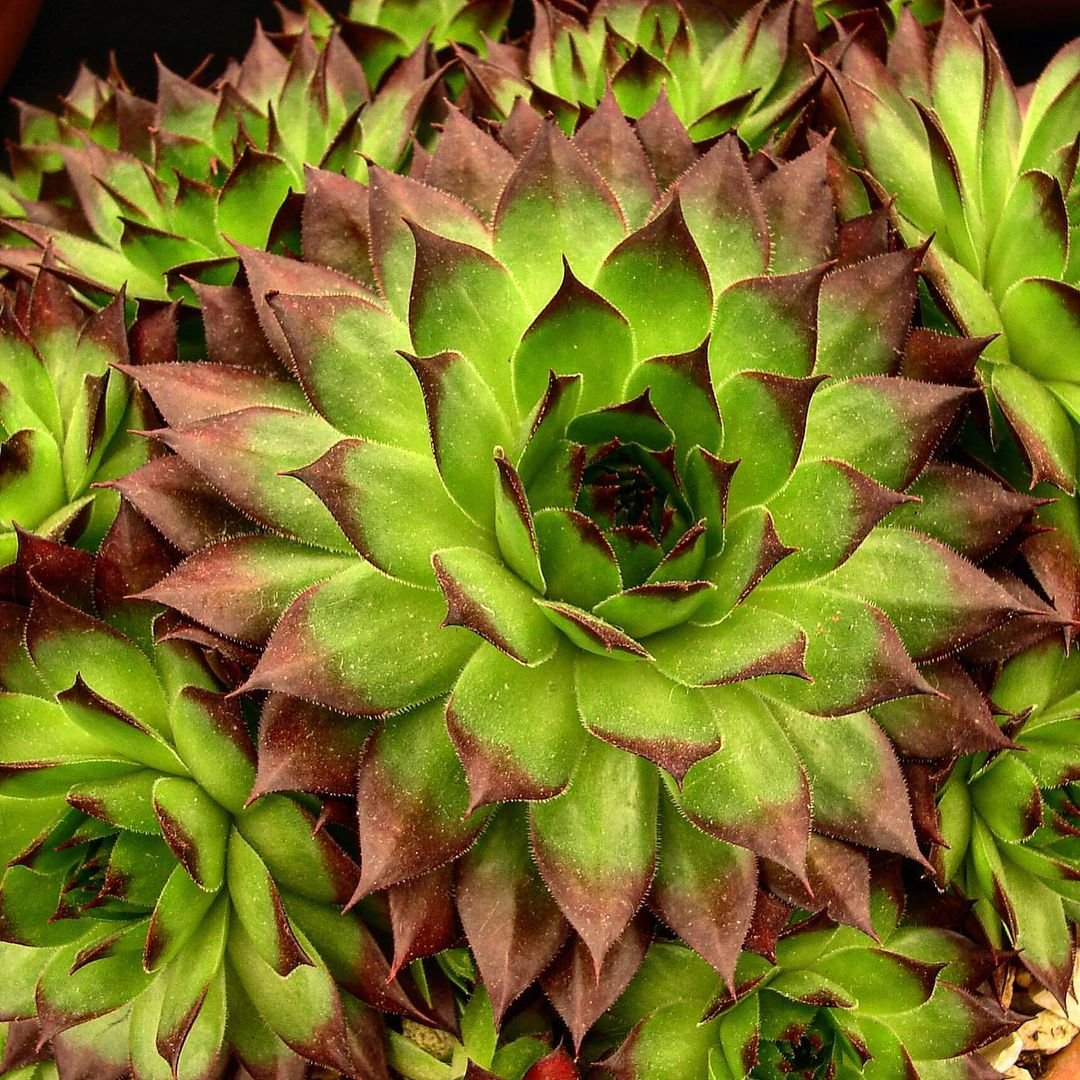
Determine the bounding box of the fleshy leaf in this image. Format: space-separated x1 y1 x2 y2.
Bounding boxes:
354 698 490 897
652 790 757 987
242 563 477 717
493 121 626 308
292 437 490 587
594 196 712 358
457 805 570 1022
433 546 557 665
678 689 809 877
447 643 584 807
512 261 634 415
530 739 657 968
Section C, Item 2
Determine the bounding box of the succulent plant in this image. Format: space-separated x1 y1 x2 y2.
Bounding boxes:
457 0 826 147
591 883 1011 1079
0 11 445 302
828 4 1080 493
936 636 1080 1005
0 517 428 1079
119 100 1051 1023
0 271 153 566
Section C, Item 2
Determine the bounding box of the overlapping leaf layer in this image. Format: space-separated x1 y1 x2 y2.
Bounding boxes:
0 13 446 300
0 272 151 565
936 637 1080 1006
591 884 1010 1079
0 521 422 1079
121 101 1047 1015
461 0 824 146
830 3 1080 493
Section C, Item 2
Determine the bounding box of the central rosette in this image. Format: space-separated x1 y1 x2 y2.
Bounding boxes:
496 384 712 648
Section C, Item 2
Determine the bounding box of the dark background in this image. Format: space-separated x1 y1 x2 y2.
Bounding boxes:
4 0 1080 132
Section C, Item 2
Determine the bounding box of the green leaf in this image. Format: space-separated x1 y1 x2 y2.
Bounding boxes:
493 451 545 593
155 895 228 1072
530 739 658 965
816 250 923 378
970 755 1042 843
36 928 150 1040
355 698 491 895
716 372 822 511
802 377 971 491
1000 278 1080 383
992 362 1076 490
625 344 723 461
0 693 114 765
650 602 807 688
677 138 769 293
594 197 712 358
238 794 355 907
67 770 160 834
653 792 757 986
292 437 490 588
830 529 1023 660
155 406 351 550
536 600 651 660
769 459 908 580
152 776 230 892
1019 40 1080 171
460 986 498 1069
0 792 66 865
709 270 821 384
493 123 626 309
575 653 723 781
614 1002 718 1080
144 863 218 972
781 710 922 860
679 688 809 875
593 581 714 639
170 688 256 816
267 291 427 453
511 263 634 416
432 546 557 665
408 226 524 414
57 676 186 777
227 827 312 976
752 589 929 715
448 644 584 806
27 591 167 734
227 922 355 1075
406 350 513 524
217 147 294 249
535 508 622 609
243 563 478 717
987 173 1068 303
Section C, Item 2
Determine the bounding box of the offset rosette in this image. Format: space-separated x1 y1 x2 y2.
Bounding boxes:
829 3 1080 493
0 9 446 300
591 883 1011 1079
282 0 512 80
936 637 1080 1005
0 518 420 1079
458 0 825 146
0 270 151 566
128 110 1038 1008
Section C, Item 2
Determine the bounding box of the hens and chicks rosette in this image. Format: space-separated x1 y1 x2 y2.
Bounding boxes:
0 1 1076 1079
127 71 1046 1080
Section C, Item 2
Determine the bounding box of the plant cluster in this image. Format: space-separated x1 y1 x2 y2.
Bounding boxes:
0 1 1076 1079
